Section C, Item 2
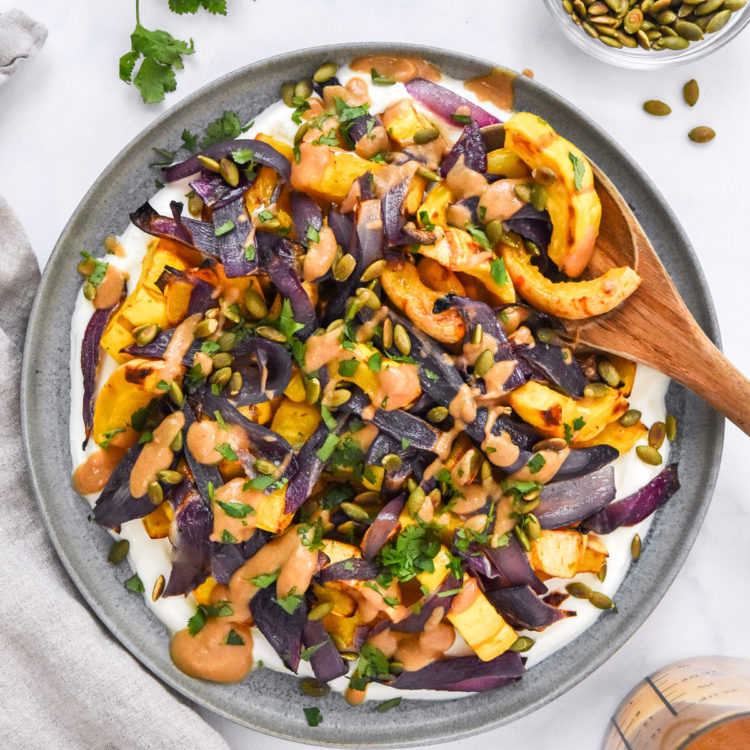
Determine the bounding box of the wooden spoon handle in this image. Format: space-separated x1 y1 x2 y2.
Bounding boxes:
660 322 750 435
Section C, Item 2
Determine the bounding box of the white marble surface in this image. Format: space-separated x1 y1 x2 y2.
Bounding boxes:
3 1 749 747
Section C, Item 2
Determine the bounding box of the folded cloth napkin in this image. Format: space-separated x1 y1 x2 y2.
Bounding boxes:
0 196 230 749
0 8 47 84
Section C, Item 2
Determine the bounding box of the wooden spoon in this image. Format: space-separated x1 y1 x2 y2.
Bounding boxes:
481 124 750 435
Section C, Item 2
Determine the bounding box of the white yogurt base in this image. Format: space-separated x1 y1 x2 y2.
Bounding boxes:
69 65 670 699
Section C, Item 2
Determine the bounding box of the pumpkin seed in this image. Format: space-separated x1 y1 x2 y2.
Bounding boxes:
305 377 321 405
706 7 732 29
530 183 548 211
678 2 695 15
509 636 536 653
619 408 642 427
393 324 411 356
326 319 344 333
300 678 330 697
563 0 574 14
308 601 334 621
617 29 639 45
413 128 440 144
636 29 652 47
603 0 623 12
77 259 96 276
187 193 203 216
340 651 359 661
356 287 380 310
589 591 616 610
659 34 690 47
584 382 610 398
591 14 619 25
108 539 130 565
631 533 642 560
573 0 588 15
243 289 268 319
293 122 309 146
333 253 356 281
588 0 609 13
218 332 236 351
649 421 666 449
256 325 287 342
427 406 449 424
648 28 665 39
83 281 96 300
230 371 242 395
157 469 184 484
147 481 163 505
513 182 533 203
361 259 387 282
642 0 654 10
416 166 441 182
566 581 592 599
194 318 218 338
328 388 351 408
131 323 159 347
688 125 716 142
643 100 672 116
514 523 531 552
152 574 165 601
597 23 620 37
209 366 231 388
650 0 673 10
636 445 662 465
598 561 608 582
381 318 393 349
485 219 505 246
219 157 240 187
656 9 678 22
597 358 621 387
525 514 542 540
382 453 403 472
341 502 370 522
694 0 724 12
170 431 183 452
313 62 338 83
532 167 558 185
665 414 677 441
660 24 680 35
533 437 568 452
345 297 363 321
407 486 426 517
683 78 700 106
723 0 746 10
624 7 644 31
329 633 347 651
474 349 495 378
281 81 296 107
294 79 312 100
197 154 221 172
253 459 277 475
600 35 624 46
472 323 484 346
674 18 704 37
212 352 233 369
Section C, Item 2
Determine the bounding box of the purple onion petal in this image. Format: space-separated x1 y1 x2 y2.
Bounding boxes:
481 537 547 595
249 584 307 672
486 585 571 631
302 619 348 683
405 79 501 128
362 493 406 558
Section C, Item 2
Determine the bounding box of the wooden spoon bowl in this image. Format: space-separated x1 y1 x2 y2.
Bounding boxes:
481 124 750 434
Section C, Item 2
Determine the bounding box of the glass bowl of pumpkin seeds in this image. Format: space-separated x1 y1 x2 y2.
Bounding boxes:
543 0 749 68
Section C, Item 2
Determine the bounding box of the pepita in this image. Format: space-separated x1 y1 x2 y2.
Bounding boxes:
636 29 652 47
530 183 548 211
665 414 677 441
723 0 746 10
706 8 732 29
474 349 495 378
509 636 536 652
382 318 393 349
659 34 690 47
649 421 666 449
219 157 240 187
674 18 704 37
108 539 130 565
305 377 321 405
513 182 533 203
514 523 531 552
341 502 370 522
573 0 588 16
566 581 592 599
636 445 662 465
308 601 334 621
584 382 610 398
472 323 484 346
683 78 700 106
329 633 347 651
485 219 505 246
413 128 440 145
194 318 218 338
617 29 639 45
132 323 160 347
333 253 356 281
152 574 165 602
624 7 644 31
313 62 338 83
416 166 441 182
694 0 724 12
619 408 642 427
294 122 309 146
533 437 568 451
212 352 233 369
187 193 203 216
563 0 574 14
597 358 622 387
589 591 616 610
169 431 183 452
244 289 268 319
588 0 609 13
382 454 403 472
600 34 624 46
631 533 642 560
356 287 380 310
253 459 277 475
598 561 608 582
361 259 387 282
156 469 184 485
393 324 411 356
83 281 96 300
643 99 672 116
147 480 163 505
427 406 449 424
300 678 330 697
209 366 232 388
327 389 351 408
678 2 695 16
532 167 558 185
197 154 221 173
294 79 312 100
257 325 287 342
407 486 426 517
281 81 296 107
230 371 242 395
218 332 236 351
525 515 542 540
656 9 678 23
688 125 716 142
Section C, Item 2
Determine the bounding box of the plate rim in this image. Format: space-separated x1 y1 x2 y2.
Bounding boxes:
21 41 725 747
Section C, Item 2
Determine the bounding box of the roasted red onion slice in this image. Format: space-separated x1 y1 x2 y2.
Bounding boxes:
486 585 572 631
302 619 348 683
362 493 406 558
440 121 488 177
249 584 307 672
405 78 501 128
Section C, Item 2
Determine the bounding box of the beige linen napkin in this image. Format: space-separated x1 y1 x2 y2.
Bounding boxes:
0 13 232 742
0 8 47 84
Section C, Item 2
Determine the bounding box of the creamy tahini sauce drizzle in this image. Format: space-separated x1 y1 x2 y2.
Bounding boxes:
68 59 671 699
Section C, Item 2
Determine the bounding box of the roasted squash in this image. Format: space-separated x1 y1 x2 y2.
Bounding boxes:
381 99 434 147
501 241 641 319
504 111 602 278
417 256 466 295
270 397 322 450
574 419 647 453
486 147 531 178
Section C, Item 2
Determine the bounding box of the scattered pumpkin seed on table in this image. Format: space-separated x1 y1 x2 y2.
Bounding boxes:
689 126 716 143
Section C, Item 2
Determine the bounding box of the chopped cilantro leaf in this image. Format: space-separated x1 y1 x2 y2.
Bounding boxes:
569 152 585 191
303 707 322 727
320 405 338 432
181 128 198 151
214 220 235 236
201 340 220 355
526 453 547 474
300 641 327 661
465 223 491 249
320 483 354 510
380 525 441 583
401 437 411 450
156 379 170 391
375 697 402 713
244 244 256 261
367 351 382 373
419 210 435 231
243 475 276 491
424 369 439 381
225 628 244 645
306 224 320 244
231 147 255 165
138 431 154 444
312 128 339 147
187 601 233 635
573 416 586 430
371 68 396 86
338 359 359 377
80 251 108 287
216 500 255 518
221 529 237 544
201 110 241 148
214 442 238 461
124 573 144 593
99 426 126 450
213 410 228 430
316 433 340 462
250 569 280 588
273 587 303 614
491 258 508 287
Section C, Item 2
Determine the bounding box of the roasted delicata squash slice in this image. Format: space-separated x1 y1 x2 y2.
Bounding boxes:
501 241 641 319
486 147 531 178
381 261 465 344
509 380 628 442
504 112 602 278
417 228 515 304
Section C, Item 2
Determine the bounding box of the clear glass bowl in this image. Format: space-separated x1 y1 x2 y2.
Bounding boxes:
542 0 750 69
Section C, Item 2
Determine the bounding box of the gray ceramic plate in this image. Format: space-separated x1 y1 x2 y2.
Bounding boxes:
22 43 723 747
